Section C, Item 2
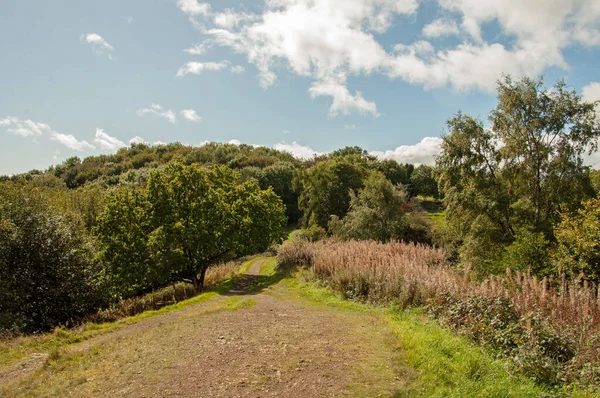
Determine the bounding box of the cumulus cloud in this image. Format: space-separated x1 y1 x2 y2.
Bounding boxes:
213 10 258 29
176 61 230 77
50 131 95 152
129 136 147 145
176 0 600 116
582 82 600 104
273 141 322 159
230 65 245 74
176 0 211 16
180 109 202 122
422 19 460 38
80 33 114 59
0 116 51 137
94 128 125 151
184 43 208 55
309 79 379 117
136 104 177 124
370 137 443 166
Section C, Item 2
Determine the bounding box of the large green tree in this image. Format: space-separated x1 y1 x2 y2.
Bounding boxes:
97 162 286 293
437 76 600 276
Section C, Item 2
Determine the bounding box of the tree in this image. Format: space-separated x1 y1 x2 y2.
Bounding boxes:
372 159 412 187
258 161 302 224
295 157 367 229
96 162 286 292
437 76 600 277
410 165 439 198
0 184 103 332
555 198 600 281
329 172 409 242
95 188 157 298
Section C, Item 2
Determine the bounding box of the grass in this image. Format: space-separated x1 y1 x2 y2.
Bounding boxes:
283 274 548 397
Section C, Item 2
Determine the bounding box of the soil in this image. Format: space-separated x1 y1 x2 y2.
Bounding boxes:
1 258 409 397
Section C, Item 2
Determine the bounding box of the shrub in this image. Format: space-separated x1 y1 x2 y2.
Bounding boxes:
0 186 104 333
296 225 326 242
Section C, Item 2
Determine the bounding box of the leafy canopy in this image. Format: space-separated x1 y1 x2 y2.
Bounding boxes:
437 76 600 276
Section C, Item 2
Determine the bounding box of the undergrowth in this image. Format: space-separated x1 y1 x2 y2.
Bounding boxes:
277 238 600 393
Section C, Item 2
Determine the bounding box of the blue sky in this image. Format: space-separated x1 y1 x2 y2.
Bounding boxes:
1 0 599 175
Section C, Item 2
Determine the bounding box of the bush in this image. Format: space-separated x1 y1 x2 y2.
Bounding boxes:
296 225 326 242
0 186 104 333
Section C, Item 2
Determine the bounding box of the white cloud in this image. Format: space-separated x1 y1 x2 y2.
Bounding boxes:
176 61 230 77
129 136 148 145
214 10 258 29
80 33 114 59
422 19 460 38
344 124 357 130
136 104 177 124
273 141 322 159
50 131 95 152
230 65 245 74
181 109 202 122
121 16 133 24
94 128 125 151
227 139 242 145
309 78 379 117
582 82 600 104
370 137 443 166
176 0 211 16
183 0 600 115
0 116 51 137
184 43 208 55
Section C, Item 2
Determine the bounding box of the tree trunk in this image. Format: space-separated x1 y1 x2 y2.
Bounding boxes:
199 266 209 291
191 273 200 291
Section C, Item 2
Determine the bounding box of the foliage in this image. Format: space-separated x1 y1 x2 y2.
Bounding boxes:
257 161 302 224
329 171 410 242
372 159 413 187
296 224 327 242
94 188 156 298
295 156 367 229
410 165 439 198
0 184 103 333
96 162 286 294
555 198 600 281
501 229 552 276
437 76 600 277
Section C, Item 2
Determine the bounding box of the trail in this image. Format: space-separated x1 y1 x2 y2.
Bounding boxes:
2 258 408 397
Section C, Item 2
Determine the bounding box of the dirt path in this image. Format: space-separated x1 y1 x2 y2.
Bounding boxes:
3 258 408 397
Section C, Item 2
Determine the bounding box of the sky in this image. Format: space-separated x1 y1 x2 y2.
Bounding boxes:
1 0 600 175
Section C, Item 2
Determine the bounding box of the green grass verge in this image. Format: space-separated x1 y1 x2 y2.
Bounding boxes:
281 275 550 398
